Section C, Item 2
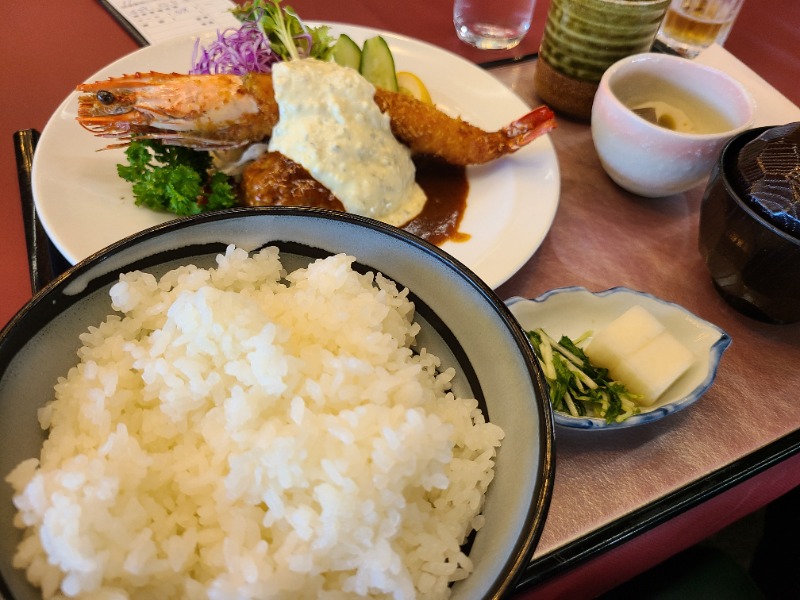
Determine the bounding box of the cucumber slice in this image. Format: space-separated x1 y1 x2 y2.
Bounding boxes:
332 34 361 71
359 36 398 92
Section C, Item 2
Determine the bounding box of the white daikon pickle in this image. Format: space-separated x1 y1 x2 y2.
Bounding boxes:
584 305 665 370
609 331 694 406
585 305 695 406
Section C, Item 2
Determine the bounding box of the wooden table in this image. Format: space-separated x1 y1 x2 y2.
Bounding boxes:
2 1 800 598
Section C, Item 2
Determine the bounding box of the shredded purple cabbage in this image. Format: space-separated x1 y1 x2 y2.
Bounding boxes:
190 22 280 75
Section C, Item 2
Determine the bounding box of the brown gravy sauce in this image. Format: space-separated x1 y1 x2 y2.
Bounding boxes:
402 156 471 245
239 154 470 246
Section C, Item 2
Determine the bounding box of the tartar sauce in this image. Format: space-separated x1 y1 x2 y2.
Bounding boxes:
268 59 426 226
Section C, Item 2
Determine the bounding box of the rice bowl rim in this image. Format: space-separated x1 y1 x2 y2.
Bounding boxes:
0 206 555 600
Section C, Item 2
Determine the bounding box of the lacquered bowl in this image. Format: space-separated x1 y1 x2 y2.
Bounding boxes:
699 127 800 324
0 207 554 600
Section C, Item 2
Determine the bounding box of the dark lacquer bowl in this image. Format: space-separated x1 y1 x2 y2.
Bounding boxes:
0 207 554 600
699 127 800 324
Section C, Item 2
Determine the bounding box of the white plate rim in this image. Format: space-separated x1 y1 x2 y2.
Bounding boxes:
31 23 560 289
506 286 732 430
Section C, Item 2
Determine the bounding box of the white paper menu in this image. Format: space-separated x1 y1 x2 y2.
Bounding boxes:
100 0 240 46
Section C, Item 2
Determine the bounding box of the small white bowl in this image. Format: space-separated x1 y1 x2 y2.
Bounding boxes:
506 287 732 430
591 53 755 198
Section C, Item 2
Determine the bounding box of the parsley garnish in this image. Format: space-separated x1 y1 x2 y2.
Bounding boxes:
117 140 237 216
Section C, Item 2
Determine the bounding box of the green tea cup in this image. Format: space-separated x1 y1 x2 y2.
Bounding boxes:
535 0 670 120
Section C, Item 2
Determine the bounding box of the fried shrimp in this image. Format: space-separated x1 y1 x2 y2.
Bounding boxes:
373 90 557 165
76 68 555 165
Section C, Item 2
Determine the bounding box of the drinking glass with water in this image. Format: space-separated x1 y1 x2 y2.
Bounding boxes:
453 0 537 50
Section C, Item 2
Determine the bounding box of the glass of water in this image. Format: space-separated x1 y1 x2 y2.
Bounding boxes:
656 0 746 58
453 0 537 50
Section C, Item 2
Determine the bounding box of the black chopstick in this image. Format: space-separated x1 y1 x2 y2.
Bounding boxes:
478 35 678 72
14 129 51 295
650 38 681 56
478 52 538 70
478 37 675 72
13 129 70 295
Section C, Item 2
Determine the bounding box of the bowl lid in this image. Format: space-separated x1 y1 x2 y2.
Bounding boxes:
733 121 800 239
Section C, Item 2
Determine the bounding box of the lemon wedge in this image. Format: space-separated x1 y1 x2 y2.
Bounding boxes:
396 71 433 104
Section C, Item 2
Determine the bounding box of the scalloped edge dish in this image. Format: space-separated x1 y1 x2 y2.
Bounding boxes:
506 287 732 430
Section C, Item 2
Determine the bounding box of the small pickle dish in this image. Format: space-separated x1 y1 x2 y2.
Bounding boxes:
507 287 732 431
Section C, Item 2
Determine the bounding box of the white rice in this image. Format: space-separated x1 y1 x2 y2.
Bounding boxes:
6 246 504 600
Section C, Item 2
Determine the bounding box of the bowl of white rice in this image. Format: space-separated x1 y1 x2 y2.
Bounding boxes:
0 207 554 600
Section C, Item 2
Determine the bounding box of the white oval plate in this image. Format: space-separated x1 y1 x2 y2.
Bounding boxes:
31 24 560 289
506 287 732 430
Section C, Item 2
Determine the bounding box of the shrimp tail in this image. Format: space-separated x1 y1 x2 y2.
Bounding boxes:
504 105 557 152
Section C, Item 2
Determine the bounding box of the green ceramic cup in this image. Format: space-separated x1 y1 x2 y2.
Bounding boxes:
535 0 670 120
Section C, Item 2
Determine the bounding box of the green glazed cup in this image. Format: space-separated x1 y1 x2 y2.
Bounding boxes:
535 0 670 120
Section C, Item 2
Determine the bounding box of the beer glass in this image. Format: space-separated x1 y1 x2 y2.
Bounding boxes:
656 0 746 58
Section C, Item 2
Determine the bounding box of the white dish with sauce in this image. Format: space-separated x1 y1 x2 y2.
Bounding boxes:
31 24 560 289
591 52 755 198
506 287 732 430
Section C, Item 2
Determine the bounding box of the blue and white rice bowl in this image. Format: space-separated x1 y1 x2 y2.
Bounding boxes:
506 287 731 430
0 207 554 600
